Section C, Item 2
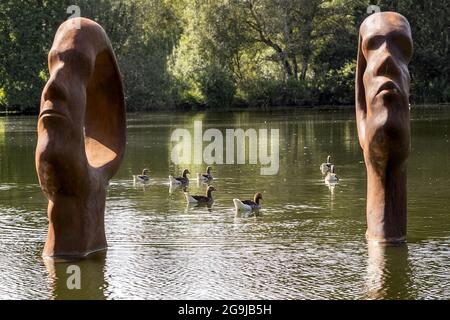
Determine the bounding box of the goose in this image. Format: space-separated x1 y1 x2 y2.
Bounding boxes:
133 169 150 184
325 165 339 183
169 169 190 185
320 155 333 175
233 192 263 211
197 166 213 181
185 186 216 204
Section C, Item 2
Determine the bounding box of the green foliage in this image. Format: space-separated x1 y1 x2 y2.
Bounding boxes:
242 78 316 108
197 64 236 108
0 0 61 112
72 0 183 110
0 0 449 112
0 88 6 107
315 61 356 105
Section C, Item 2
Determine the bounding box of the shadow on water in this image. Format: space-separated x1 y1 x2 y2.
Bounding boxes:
364 242 414 300
43 251 107 300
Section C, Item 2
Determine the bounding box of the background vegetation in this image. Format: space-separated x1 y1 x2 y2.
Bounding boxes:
0 0 449 113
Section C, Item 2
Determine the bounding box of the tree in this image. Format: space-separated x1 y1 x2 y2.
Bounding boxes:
0 0 61 112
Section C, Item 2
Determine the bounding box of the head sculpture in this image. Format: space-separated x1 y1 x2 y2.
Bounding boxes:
356 12 413 243
36 18 126 258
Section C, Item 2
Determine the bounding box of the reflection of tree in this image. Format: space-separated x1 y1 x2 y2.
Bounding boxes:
0 118 5 144
0 116 42 189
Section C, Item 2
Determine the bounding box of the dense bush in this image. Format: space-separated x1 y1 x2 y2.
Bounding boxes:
197 64 236 109
242 79 316 108
314 61 356 106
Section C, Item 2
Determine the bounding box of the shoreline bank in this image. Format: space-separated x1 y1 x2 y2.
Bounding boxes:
1 103 450 117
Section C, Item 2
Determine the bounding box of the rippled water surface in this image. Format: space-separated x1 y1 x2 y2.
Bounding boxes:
0 108 449 299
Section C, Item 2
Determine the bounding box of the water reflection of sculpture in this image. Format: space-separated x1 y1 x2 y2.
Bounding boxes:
356 12 413 243
35 18 126 258
44 251 108 299
365 242 413 299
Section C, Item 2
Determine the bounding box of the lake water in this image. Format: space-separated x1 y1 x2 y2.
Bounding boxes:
0 108 448 300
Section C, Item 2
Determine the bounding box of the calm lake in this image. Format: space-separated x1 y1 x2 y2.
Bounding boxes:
0 107 449 300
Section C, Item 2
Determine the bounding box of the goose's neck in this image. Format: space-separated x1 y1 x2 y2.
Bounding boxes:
207 189 214 199
183 172 188 178
254 197 260 204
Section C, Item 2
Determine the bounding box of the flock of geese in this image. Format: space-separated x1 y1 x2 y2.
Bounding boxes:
132 155 339 212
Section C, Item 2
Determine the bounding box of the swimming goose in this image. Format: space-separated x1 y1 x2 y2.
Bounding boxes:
169 169 190 185
325 165 339 183
133 169 150 183
197 166 213 181
185 186 216 204
320 155 333 175
233 192 263 211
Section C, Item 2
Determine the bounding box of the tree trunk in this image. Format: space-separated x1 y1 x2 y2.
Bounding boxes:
280 52 293 79
300 53 309 81
292 55 299 80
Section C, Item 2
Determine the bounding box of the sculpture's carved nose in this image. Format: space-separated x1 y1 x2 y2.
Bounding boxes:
374 49 401 80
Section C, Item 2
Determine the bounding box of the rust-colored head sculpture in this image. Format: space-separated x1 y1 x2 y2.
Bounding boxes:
356 12 413 243
36 18 126 258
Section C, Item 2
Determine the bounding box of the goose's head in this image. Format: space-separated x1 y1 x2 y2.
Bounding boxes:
142 168 149 175
327 155 331 163
254 192 263 202
182 169 190 176
207 186 216 192
206 166 212 174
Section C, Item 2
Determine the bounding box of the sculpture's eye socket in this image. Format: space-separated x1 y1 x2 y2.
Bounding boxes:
390 32 413 61
365 35 385 52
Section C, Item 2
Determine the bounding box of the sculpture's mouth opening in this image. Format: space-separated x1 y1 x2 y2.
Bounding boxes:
39 108 68 121
376 81 400 96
